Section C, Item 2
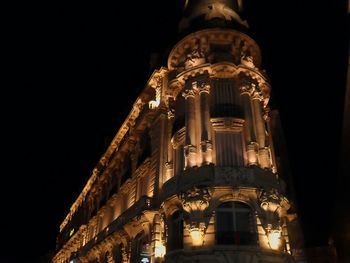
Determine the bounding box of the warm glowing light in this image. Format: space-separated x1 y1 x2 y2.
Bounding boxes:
268 230 281 250
154 243 166 258
190 228 203 246
184 0 189 9
149 99 160 109
69 228 74 237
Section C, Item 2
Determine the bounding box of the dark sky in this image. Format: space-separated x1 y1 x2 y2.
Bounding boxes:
3 1 348 262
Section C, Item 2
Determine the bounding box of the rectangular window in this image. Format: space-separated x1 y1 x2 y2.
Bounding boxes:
174 145 184 176
215 131 243 166
210 79 243 118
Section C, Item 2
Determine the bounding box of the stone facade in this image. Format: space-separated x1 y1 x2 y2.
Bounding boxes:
53 1 305 263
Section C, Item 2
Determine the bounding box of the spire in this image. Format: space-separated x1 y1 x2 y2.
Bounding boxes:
179 0 249 32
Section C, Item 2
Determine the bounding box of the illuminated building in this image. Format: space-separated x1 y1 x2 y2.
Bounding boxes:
53 1 306 262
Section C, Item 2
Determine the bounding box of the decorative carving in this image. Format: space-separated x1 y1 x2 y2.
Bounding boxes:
200 140 213 153
210 117 244 130
266 223 283 250
149 76 162 109
185 221 206 246
132 99 144 119
239 81 264 101
215 167 254 185
179 187 211 214
184 39 206 68
179 187 211 247
168 29 261 70
203 3 248 27
184 144 197 157
121 244 128 263
167 109 175 119
259 188 290 214
198 83 210 94
182 88 196 99
240 55 256 69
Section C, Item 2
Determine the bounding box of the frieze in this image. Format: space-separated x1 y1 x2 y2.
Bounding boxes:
168 29 261 70
215 166 254 185
184 38 207 69
211 117 244 130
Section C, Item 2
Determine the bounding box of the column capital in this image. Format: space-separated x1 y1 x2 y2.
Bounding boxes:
198 83 210 94
167 109 175 119
182 88 196 99
184 144 197 157
200 140 213 152
239 84 253 95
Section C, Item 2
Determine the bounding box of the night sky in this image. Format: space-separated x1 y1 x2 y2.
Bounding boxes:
3 1 348 262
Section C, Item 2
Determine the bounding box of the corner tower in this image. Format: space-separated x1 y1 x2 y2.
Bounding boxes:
53 1 305 262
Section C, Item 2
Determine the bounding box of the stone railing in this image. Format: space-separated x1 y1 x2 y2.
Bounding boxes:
161 165 284 201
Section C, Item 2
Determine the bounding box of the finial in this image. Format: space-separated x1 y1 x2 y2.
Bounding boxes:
179 0 248 31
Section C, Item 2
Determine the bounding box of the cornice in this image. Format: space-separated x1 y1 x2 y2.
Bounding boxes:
168 28 261 70
60 68 167 232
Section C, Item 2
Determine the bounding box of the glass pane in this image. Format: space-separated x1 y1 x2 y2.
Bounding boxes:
233 202 249 209
235 212 250 232
217 230 235 244
218 202 234 209
217 211 234 244
217 212 233 231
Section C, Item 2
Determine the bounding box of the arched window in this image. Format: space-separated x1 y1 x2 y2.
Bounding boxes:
167 211 184 251
216 202 256 245
114 243 123 263
103 252 109 263
131 232 151 263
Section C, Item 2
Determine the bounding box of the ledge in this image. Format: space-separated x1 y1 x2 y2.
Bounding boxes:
161 165 285 201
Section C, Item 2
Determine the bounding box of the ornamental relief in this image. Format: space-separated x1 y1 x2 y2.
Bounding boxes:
168 29 261 70
184 38 207 69
259 188 290 214
211 117 244 131
179 186 212 213
215 166 254 185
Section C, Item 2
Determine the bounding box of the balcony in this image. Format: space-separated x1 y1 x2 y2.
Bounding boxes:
161 165 283 201
80 196 153 256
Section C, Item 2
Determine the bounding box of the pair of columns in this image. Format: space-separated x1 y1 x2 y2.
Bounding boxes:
241 86 271 169
182 81 213 168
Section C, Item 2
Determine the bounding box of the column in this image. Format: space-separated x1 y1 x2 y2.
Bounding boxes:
165 110 174 181
153 214 166 261
182 88 197 168
251 86 270 169
241 88 258 165
199 83 213 164
282 217 291 254
264 107 277 173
